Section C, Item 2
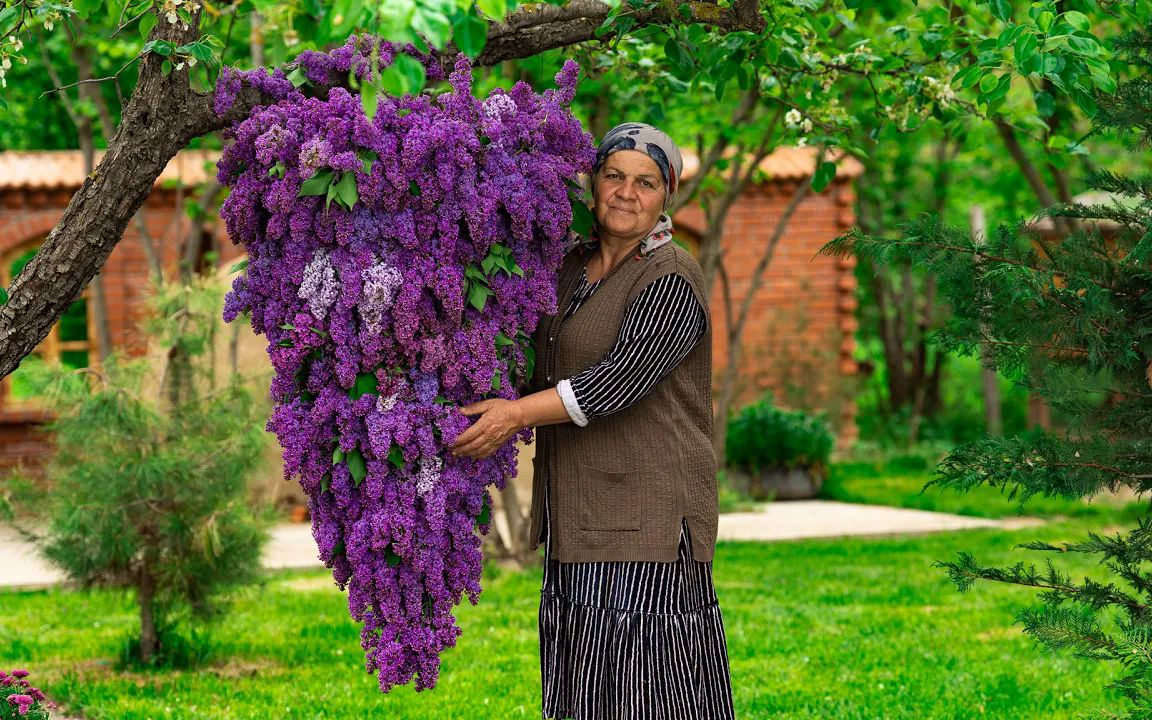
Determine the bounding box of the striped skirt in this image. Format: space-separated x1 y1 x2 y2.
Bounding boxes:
538 487 736 719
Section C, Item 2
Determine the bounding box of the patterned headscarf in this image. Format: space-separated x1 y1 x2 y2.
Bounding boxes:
570 123 683 257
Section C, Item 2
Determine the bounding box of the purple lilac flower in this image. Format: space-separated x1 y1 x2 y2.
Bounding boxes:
215 37 593 693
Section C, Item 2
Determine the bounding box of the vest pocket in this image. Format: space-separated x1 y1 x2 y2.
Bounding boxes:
576 465 643 531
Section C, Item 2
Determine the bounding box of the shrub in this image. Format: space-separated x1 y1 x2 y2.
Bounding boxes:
726 394 835 474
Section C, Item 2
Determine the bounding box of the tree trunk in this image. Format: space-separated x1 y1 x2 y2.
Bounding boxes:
970 205 1003 436
138 568 159 664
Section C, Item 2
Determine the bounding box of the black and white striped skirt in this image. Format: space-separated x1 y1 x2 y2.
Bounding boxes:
538 487 736 719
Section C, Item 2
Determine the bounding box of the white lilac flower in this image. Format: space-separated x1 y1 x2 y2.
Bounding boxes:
784 108 803 128
298 249 339 321
376 392 398 414
415 456 443 497
482 93 516 120
360 258 404 335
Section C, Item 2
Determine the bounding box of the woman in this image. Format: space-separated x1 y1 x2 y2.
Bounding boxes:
451 123 735 720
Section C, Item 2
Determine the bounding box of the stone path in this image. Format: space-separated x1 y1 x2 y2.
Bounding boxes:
0 501 1041 590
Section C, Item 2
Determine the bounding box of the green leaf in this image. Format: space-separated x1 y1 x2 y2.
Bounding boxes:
569 195 595 238
268 162 286 179
334 171 359 210
411 5 451 49
477 0 507 20
379 53 427 96
987 0 1011 22
347 448 367 487
278 322 296 330
1062 10 1090 32
468 283 490 312
325 178 339 211
287 66 308 88
320 472 332 493
1036 10 1054 33
480 253 497 275
496 332 515 347
0 287 7 306
138 10 157 40
357 149 377 174
388 444 405 469
161 59 172 76
979 72 999 93
277 338 294 348
0 7 19 37
1015 32 1038 69
811 161 837 193
385 545 402 567
409 179 422 196
490 368 501 392
142 39 174 56
333 447 346 464
950 65 982 89
229 258 249 274
452 8 487 58
360 79 379 120
476 495 491 526
349 371 378 400
298 169 335 197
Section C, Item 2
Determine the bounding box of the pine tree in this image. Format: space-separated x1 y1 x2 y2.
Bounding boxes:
0 275 272 667
822 29 1152 719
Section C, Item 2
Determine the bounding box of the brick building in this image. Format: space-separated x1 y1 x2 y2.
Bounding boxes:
0 147 861 474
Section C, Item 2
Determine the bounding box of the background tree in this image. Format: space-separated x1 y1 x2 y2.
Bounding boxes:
822 27 1152 719
0 273 273 666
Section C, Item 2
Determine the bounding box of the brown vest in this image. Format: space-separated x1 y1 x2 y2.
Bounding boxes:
526 240 716 563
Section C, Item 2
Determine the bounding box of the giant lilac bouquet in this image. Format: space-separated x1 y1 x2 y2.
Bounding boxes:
1 670 54 719
215 36 594 691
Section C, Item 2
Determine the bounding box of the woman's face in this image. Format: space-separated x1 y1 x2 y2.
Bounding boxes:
592 150 665 243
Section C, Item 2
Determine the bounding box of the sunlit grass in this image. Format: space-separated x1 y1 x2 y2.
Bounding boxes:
0 518 1132 719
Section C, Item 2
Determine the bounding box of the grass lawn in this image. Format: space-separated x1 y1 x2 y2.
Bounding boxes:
0 518 1134 719
822 453 1148 522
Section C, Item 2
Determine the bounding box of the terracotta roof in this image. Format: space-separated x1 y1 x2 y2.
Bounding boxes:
681 145 864 182
0 149 221 190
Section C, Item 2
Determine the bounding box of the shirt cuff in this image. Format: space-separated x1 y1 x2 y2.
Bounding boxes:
556 379 589 427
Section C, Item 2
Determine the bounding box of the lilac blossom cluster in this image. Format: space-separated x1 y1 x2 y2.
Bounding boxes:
215 35 594 692
2 670 54 719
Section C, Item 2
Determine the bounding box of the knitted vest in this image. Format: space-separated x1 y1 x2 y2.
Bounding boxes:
526 240 716 563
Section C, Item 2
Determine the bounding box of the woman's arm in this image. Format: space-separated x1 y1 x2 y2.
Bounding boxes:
560 272 707 426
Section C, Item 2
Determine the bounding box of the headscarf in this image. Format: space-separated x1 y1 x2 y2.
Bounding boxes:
568 123 684 257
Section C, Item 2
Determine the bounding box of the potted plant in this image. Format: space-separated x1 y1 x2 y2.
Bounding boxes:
725 395 835 500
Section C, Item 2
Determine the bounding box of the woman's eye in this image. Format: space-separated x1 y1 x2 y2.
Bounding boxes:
641 180 654 189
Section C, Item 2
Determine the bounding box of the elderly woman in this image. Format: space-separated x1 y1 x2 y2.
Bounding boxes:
451 123 734 720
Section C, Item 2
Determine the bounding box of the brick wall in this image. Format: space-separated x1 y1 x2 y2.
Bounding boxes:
0 187 242 472
674 178 859 450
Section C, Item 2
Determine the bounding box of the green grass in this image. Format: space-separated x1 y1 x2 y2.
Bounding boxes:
0 519 1137 719
822 453 1148 522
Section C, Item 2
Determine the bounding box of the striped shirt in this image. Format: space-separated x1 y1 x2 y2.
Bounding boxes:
555 269 708 426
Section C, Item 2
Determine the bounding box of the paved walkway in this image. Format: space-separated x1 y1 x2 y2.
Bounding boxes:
0 501 1040 590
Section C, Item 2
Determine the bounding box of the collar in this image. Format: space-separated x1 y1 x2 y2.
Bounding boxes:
565 213 675 258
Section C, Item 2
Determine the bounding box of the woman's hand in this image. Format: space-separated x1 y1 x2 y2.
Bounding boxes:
451 399 525 460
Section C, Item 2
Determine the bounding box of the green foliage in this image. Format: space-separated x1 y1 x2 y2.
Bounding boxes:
0 274 272 667
825 27 1152 720
725 394 835 473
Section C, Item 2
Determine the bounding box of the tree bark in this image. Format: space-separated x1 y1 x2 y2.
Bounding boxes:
138 567 159 664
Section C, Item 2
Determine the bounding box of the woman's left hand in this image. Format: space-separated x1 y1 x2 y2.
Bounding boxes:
451 399 524 460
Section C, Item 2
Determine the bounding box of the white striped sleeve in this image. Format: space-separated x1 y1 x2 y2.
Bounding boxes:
562 273 707 423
